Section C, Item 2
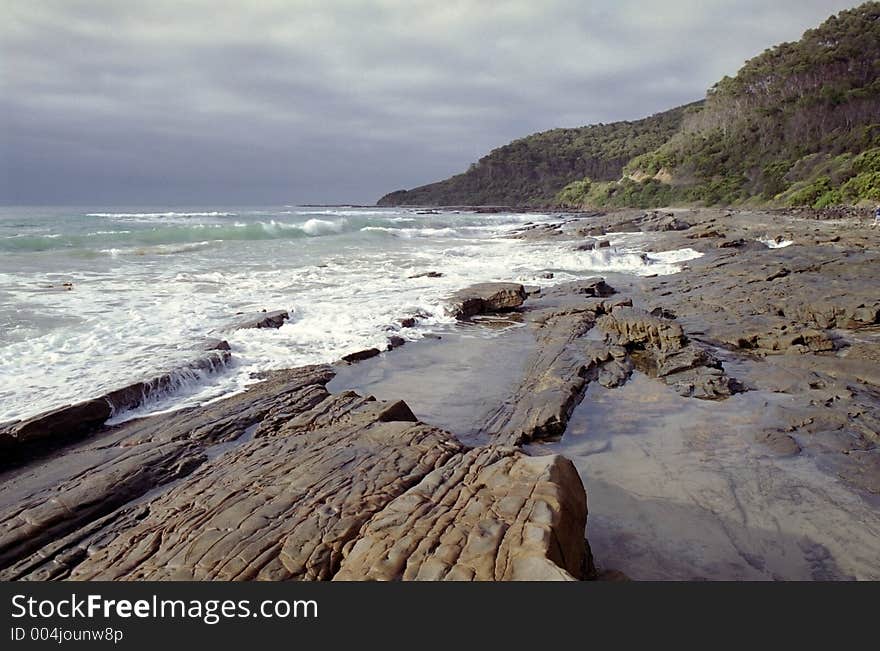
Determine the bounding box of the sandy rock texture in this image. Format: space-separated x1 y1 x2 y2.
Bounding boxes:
0 365 588 581
510 207 880 494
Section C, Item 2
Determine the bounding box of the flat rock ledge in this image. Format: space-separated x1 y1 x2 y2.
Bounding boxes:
478 278 741 446
0 366 588 582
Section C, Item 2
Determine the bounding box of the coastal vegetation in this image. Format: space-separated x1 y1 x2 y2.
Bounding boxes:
379 2 880 209
377 103 697 206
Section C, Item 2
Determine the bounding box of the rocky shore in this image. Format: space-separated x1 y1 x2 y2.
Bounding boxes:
1 207 878 581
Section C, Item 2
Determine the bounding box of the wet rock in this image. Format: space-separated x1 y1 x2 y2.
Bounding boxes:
387 336 406 350
573 279 616 298
398 317 417 328
596 356 634 388
409 271 444 279
0 365 336 576
341 348 382 364
67 399 462 580
103 351 232 413
755 430 801 456
667 366 741 399
721 237 779 252
598 306 740 399
654 346 715 377
448 283 527 320
0 364 590 582
233 309 289 330
483 298 632 445
737 327 837 354
1 350 232 459
640 212 691 232
649 307 677 319
0 399 111 451
511 223 564 240
572 226 608 237
204 338 231 352
689 229 725 239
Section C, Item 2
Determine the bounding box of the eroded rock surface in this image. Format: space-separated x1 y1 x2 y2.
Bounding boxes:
478 277 736 445
335 450 587 580
448 283 527 319
597 306 740 399
0 365 589 582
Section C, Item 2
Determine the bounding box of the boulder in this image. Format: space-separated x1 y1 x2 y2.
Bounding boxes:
233 309 289 330
448 283 527 320
573 279 616 298
640 212 691 232
598 306 687 352
387 336 406 350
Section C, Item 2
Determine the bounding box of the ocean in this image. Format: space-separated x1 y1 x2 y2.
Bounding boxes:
0 205 701 424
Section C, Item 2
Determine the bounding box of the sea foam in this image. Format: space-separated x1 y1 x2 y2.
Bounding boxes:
0 206 702 424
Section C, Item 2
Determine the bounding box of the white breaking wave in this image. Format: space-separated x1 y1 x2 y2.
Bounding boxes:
758 237 794 248
300 218 347 235
87 211 237 218
646 247 704 263
360 226 463 238
293 209 402 216
0 207 703 424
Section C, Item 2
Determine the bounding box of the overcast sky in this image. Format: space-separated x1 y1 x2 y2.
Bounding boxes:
0 0 859 205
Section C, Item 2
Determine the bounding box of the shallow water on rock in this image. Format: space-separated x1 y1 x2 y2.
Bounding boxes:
530 373 880 580
329 323 534 446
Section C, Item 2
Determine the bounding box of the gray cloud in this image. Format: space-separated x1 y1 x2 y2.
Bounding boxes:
0 0 858 205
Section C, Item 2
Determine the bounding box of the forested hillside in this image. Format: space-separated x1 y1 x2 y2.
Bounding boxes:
380 3 880 209
586 0 880 208
377 103 697 206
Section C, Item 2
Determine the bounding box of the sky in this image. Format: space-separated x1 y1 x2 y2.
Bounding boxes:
0 0 861 205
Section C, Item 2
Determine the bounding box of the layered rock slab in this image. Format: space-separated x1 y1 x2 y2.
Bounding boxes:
69 406 462 580
0 366 335 577
335 448 586 581
479 280 634 446
1 364 589 582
